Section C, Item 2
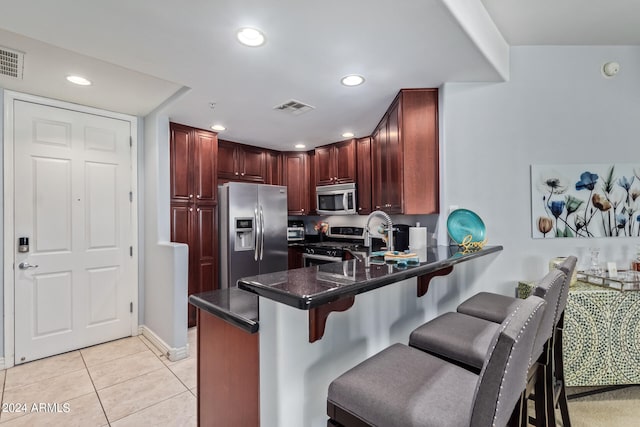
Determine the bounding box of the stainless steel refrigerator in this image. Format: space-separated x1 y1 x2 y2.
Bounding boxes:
219 182 288 288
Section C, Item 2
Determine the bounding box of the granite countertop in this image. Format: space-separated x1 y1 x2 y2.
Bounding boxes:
188 288 259 333
238 245 503 309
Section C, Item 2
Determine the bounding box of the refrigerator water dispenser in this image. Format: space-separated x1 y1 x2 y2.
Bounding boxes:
235 218 254 251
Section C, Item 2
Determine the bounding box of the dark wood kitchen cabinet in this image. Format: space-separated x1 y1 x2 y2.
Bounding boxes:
371 89 439 214
314 139 356 186
356 136 372 215
265 150 282 185
197 309 259 426
288 245 304 269
282 151 310 215
218 140 266 182
170 122 219 327
170 124 218 204
308 150 317 214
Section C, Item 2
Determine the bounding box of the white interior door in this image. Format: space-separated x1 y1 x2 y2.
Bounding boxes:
12 99 135 364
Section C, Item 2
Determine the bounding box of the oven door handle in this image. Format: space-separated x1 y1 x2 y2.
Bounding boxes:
302 253 343 262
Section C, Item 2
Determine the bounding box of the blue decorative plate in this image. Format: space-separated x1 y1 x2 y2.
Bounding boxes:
447 209 486 244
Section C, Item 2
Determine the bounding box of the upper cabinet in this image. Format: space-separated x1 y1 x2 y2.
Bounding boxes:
170 122 218 205
356 136 372 215
218 140 266 182
282 152 309 215
371 89 439 215
265 150 282 185
314 139 356 186
307 150 317 214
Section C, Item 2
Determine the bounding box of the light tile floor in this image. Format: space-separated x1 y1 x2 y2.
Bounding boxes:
0 328 197 426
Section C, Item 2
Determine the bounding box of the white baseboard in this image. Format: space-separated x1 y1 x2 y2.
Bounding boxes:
138 325 189 362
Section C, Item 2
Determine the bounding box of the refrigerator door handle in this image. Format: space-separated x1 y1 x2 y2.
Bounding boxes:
254 207 260 261
259 206 265 261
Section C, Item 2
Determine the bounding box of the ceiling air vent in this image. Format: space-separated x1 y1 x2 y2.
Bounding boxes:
273 99 315 116
0 46 24 79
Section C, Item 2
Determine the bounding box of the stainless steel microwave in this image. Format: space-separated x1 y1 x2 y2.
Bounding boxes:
287 227 305 241
316 183 357 215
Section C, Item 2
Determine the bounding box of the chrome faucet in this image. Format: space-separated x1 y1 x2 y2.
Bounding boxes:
364 210 394 255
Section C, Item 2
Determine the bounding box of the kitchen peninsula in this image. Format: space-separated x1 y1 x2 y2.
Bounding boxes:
189 245 502 427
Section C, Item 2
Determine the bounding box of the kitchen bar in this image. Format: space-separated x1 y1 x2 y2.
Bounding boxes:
190 244 502 426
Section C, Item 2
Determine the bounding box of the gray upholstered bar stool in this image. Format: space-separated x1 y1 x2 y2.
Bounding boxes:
457 256 576 323
327 295 547 427
408 268 566 426
456 256 577 427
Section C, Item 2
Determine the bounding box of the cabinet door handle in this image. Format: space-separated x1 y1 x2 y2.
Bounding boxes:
334 176 338 181
235 172 239 176
197 208 200 212
301 208 305 212
241 172 245 176
375 205 380 209
196 194 201 199
358 207 362 211
189 194 193 199
189 208 193 212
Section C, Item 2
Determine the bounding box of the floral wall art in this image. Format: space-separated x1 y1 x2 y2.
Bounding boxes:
531 164 640 238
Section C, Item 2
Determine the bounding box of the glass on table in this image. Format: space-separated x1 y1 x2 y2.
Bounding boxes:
589 247 603 275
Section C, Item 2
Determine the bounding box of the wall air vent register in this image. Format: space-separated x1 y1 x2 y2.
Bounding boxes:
0 46 24 79
273 99 315 116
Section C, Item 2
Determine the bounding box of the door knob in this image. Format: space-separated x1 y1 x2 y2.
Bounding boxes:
18 262 39 270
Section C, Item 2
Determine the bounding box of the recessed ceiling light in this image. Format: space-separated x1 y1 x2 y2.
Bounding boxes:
342 132 355 138
341 74 365 87
66 75 92 86
294 144 306 149
211 124 226 131
237 27 266 47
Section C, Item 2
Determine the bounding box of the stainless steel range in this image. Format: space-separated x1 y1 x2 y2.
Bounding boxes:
302 227 366 267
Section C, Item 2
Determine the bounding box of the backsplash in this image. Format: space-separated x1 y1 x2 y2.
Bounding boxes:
289 214 441 246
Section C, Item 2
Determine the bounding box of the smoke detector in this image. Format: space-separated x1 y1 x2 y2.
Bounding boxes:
602 61 620 78
273 99 315 116
0 46 24 79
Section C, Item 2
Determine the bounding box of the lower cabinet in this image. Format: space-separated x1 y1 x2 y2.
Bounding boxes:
171 204 217 327
288 246 304 269
197 309 259 426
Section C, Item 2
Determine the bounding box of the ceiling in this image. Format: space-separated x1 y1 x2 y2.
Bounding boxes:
0 0 638 151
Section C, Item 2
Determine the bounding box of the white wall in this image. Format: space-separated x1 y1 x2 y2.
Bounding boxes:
0 88 4 357
440 46 640 297
142 106 188 356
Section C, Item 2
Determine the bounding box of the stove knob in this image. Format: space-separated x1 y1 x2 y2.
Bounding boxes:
308 248 314 254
